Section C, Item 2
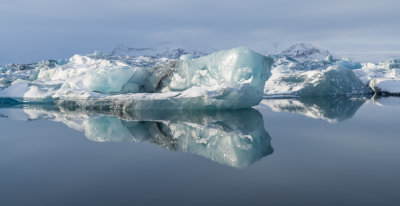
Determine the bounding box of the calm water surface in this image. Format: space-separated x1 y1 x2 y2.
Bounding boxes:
0 97 399 206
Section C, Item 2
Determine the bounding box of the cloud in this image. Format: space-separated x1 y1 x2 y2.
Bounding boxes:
1 0 399 63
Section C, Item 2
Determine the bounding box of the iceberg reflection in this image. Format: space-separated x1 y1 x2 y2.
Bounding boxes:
258 96 368 122
0 102 273 169
372 95 400 107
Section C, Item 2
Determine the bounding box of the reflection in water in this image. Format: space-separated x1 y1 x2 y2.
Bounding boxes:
258 96 369 122
372 95 400 107
0 101 273 169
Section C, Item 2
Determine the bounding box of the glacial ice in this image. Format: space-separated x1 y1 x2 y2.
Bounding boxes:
0 47 273 110
0 103 273 168
2 43 400 103
354 59 400 95
264 44 400 97
264 51 371 97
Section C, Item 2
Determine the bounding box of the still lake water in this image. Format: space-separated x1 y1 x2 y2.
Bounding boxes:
0 96 399 206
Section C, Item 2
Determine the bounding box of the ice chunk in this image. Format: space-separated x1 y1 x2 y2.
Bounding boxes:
264 65 371 96
0 47 273 110
264 43 371 97
369 79 400 94
354 58 400 95
0 60 59 89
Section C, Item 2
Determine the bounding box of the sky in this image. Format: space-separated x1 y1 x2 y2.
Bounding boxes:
1 0 400 64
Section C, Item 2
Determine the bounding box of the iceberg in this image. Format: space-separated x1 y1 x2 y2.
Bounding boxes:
0 103 273 168
264 47 371 97
0 47 273 110
354 59 400 95
266 43 400 97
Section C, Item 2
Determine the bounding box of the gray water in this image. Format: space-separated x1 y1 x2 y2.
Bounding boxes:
0 96 399 206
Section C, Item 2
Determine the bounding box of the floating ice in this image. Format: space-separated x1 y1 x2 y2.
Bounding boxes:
0 47 273 110
0 103 273 169
266 43 400 96
354 59 400 95
264 53 370 97
3 43 400 102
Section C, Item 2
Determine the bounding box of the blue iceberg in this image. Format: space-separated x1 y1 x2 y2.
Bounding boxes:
0 47 273 110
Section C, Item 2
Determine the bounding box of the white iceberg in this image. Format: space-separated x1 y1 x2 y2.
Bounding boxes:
354 59 400 95
264 50 371 97
271 43 400 96
0 47 273 110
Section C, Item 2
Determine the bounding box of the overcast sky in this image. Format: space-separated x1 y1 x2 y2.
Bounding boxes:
1 0 400 63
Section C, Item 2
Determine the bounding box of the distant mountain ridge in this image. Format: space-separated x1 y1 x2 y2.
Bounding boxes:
110 44 215 59
279 43 333 62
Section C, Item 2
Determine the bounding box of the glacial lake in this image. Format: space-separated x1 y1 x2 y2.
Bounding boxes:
0 96 399 206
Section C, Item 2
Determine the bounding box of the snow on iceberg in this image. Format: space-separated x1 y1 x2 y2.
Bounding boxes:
0 104 273 168
0 47 273 110
264 50 371 97
354 59 400 95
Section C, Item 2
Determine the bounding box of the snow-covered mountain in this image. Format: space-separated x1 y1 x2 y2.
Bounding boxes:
110 44 214 59
280 43 333 62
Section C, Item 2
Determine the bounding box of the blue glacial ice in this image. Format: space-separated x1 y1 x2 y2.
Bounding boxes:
0 47 273 110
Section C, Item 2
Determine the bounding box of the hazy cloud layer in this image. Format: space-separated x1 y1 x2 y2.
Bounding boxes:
1 0 399 63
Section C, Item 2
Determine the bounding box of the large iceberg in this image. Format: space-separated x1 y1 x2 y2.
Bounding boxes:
0 102 273 169
0 47 273 110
